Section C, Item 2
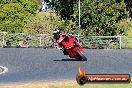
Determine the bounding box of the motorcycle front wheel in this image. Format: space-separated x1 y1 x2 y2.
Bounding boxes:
76 49 87 61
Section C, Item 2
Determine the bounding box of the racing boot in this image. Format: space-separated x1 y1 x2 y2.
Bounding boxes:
63 49 69 55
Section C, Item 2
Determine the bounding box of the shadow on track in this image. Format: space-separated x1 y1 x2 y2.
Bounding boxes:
53 59 86 62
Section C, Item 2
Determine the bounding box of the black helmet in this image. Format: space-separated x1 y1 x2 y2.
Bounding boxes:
53 28 61 39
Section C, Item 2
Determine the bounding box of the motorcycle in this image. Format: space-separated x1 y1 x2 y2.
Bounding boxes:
55 34 87 61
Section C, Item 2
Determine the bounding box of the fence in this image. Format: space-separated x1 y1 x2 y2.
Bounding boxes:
0 32 132 49
79 36 132 49
0 32 53 48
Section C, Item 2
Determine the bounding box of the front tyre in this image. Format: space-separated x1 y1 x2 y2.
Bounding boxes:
76 50 87 61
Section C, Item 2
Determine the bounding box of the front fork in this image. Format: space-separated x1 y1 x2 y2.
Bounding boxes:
74 42 84 53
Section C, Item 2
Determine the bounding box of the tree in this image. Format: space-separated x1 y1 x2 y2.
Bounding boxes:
25 12 57 34
52 0 77 20
124 0 132 17
51 0 129 36
79 0 129 36
0 0 37 33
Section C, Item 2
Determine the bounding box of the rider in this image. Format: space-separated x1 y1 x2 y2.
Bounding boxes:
53 28 69 55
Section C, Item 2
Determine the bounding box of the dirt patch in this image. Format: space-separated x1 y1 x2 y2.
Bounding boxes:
0 80 77 88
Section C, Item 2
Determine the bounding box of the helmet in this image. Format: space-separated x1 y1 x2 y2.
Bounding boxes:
53 29 61 39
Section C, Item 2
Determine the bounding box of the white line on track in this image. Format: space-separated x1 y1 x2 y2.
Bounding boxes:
0 66 8 75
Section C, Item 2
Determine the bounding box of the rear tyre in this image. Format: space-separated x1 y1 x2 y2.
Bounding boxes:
76 50 87 61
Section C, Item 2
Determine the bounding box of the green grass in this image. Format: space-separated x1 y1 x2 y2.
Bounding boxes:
124 29 132 48
49 82 132 88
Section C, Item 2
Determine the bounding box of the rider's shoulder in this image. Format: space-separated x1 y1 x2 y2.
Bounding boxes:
60 33 73 37
59 34 66 37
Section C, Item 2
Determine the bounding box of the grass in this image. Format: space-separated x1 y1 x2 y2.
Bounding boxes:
49 82 132 88
0 80 131 88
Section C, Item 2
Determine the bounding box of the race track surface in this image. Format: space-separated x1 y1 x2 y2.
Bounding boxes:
0 48 132 83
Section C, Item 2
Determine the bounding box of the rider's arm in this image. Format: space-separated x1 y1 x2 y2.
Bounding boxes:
58 35 68 44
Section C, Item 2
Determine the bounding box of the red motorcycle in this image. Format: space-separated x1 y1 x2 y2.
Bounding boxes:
57 35 87 61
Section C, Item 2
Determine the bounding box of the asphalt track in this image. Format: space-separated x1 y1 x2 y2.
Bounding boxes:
0 48 132 84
